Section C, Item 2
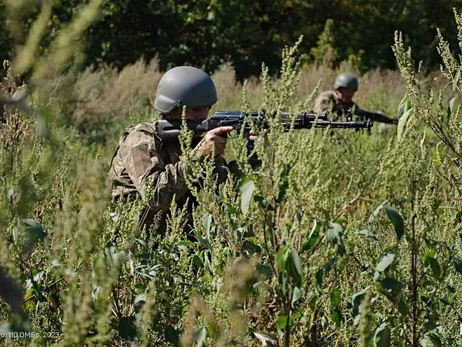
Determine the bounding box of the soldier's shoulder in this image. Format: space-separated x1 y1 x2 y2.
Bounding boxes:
121 122 160 146
122 122 158 137
130 122 157 134
317 90 337 100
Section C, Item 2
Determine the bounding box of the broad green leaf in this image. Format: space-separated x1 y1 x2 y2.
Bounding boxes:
291 249 303 276
118 316 137 340
397 100 407 118
384 206 405 241
233 227 243 243
440 298 452 306
447 97 456 117
198 236 213 251
398 299 409 315
301 236 317 252
374 250 395 281
246 237 263 253
454 69 461 91
194 326 207 347
428 258 441 279
203 251 213 273
254 195 274 211
369 200 388 223
277 315 289 330
134 294 146 305
453 257 462 275
291 287 302 306
276 247 287 273
332 307 342 327
21 219 47 255
134 238 148 248
223 201 238 215
424 247 436 266
240 180 255 215
422 332 442 347
7 189 16 203
397 94 411 117
379 278 404 305
289 310 302 326
327 223 343 242
327 223 345 255
104 242 117 262
193 254 203 269
424 238 440 248
134 294 146 312
301 221 321 252
202 214 212 234
330 288 341 307
374 323 391 347
316 258 337 288
165 325 180 345
316 268 325 288
397 108 413 139
356 229 378 241
380 278 403 291
177 240 194 251
350 288 368 325
325 258 337 272
286 250 302 286
254 332 277 346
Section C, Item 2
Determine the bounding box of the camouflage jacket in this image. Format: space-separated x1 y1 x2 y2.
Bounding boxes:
313 91 358 121
108 122 227 217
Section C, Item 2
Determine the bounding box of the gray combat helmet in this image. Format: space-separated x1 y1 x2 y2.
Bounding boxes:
333 73 359 91
154 66 217 114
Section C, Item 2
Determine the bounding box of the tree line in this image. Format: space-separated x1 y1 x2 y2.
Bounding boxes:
1 0 461 80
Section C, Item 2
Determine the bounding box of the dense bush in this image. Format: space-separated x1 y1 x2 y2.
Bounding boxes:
1 0 462 80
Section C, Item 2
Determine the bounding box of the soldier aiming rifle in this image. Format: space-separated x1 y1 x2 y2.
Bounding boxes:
108 67 373 233
314 73 398 125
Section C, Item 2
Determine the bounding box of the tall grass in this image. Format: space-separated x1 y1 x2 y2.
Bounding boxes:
1 3 462 346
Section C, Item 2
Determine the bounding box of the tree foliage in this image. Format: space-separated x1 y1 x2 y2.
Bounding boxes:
1 0 462 79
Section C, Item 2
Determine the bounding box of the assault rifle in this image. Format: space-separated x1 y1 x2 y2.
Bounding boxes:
156 111 373 142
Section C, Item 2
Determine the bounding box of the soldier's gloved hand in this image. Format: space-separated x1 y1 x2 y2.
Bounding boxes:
248 130 259 141
192 126 234 158
248 129 269 146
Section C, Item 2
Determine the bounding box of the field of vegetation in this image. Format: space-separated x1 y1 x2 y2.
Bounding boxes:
1 2 462 347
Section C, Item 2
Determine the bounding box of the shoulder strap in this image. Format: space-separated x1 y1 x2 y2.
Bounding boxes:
163 140 181 165
151 120 182 165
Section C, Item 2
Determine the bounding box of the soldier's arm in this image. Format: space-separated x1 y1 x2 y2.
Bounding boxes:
119 127 191 213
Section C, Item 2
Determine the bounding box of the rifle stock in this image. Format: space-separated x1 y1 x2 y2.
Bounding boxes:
353 108 398 124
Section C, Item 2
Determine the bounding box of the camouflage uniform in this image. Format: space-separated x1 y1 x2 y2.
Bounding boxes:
313 91 358 121
332 99 358 121
108 121 228 233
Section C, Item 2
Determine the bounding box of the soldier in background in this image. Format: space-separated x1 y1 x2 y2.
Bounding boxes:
314 73 398 124
108 66 254 233
313 90 337 116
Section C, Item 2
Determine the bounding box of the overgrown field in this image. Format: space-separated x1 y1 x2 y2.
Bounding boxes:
2 11 462 347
